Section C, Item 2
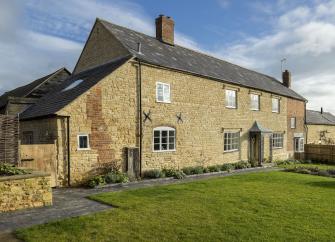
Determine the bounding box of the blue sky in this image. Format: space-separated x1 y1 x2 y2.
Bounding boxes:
1 0 335 112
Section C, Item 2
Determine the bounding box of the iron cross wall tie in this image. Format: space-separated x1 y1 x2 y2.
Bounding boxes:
176 112 183 123
143 110 152 123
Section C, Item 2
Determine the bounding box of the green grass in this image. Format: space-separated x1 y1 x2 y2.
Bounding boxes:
16 171 335 242
278 163 335 170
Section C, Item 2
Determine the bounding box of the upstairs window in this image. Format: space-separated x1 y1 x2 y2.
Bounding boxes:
294 138 304 152
250 94 260 111
226 90 237 108
291 117 296 129
272 98 280 113
156 82 171 103
78 134 90 150
224 131 240 152
272 133 284 149
153 127 175 152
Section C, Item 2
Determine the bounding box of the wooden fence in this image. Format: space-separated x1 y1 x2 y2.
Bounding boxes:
0 114 19 164
304 144 335 164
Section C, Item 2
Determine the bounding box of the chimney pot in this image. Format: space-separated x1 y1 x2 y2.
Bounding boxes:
282 69 291 88
155 15 174 45
321 107 323 114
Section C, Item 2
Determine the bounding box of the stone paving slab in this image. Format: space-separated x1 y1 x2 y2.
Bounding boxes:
0 167 279 235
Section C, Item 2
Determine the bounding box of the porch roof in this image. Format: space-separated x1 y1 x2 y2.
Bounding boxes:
249 121 272 133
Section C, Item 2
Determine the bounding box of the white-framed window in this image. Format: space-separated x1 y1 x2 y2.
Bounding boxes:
294 138 304 152
226 89 237 108
156 82 171 103
77 134 90 150
272 133 284 149
272 98 280 113
224 131 240 152
153 127 175 152
291 117 296 129
250 94 260 111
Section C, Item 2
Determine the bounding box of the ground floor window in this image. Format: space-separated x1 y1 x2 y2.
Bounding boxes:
224 131 240 152
77 134 90 150
294 138 304 152
153 127 175 152
272 133 284 148
22 131 34 144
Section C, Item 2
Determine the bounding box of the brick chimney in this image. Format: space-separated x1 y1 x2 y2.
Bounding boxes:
282 70 291 88
155 15 174 45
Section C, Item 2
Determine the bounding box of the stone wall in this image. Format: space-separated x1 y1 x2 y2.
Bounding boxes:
0 172 52 212
286 98 306 157
57 62 138 185
140 63 290 169
307 124 335 144
73 20 129 74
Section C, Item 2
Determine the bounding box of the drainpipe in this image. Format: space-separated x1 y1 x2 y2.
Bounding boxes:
66 116 71 186
138 60 143 177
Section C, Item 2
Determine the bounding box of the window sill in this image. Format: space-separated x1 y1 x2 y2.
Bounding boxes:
156 100 171 104
226 106 237 109
77 148 91 151
272 111 280 113
272 147 283 150
223 149 239 153
153 149 176 153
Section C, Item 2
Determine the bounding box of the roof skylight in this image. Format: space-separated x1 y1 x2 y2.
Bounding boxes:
62 79 84 92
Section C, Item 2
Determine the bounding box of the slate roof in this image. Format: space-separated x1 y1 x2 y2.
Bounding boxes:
306 110 335 125
99 19 306 101
20 56 130 120
0 67 70 109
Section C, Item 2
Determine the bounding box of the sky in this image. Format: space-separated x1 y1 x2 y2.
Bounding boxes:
0 0 334 113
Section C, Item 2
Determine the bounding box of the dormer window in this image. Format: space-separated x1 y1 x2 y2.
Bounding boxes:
156 82 171 103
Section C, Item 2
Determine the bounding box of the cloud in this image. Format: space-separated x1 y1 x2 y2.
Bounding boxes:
212 0 335 113
0 0 199 95
217 0 230 9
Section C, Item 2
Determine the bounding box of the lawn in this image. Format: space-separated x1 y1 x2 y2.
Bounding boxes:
16 171 335 242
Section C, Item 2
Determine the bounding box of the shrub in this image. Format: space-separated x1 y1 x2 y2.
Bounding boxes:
142 169 164 179
203 167 210 173
87 175 106 188
182 167 193 175
220 163 234 172
249 160 259 168
183 166 204 175
105 171 129 183
162 168 178 178
234 161 250 170
208 165 220 173
173 170 186 179
0 164 28 176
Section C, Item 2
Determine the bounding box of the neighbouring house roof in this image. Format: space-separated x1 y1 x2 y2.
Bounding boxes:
20 56 130 120
0 67 71 109
99 19 306 101
306 110 335 125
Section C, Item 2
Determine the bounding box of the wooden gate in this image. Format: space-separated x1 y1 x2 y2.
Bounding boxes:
20 144 58 187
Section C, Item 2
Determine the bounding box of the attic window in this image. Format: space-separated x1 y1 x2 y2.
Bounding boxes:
62 79 84 92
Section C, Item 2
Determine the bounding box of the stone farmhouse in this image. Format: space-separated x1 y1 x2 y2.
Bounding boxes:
1 15 307 186
306 109 335 144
